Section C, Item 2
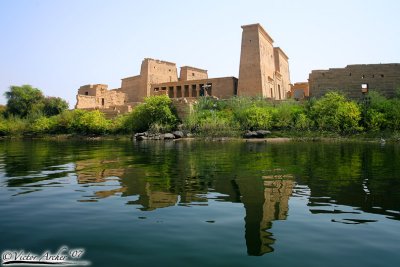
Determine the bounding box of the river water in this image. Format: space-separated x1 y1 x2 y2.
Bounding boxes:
0 140 399 267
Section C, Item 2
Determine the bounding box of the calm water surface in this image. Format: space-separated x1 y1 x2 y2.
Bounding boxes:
0 140 399 267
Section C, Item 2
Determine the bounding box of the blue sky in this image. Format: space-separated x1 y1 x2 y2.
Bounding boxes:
1 0 399 107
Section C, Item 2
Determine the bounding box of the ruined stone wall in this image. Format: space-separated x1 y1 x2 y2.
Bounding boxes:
309 64 400 99
75 84 126 109
180 66 208 81
77 84 108 96
75 95 97 109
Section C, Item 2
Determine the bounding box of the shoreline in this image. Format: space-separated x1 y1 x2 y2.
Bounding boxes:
0 134 398 144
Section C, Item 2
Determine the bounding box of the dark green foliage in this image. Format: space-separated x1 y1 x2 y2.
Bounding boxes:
42 97 69 117
4 85 44 118
360 91 400 131
386 99 400 130
3 85 69 119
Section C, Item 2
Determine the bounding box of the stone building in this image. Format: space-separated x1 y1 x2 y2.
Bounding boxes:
75 23 291 116
309 64 400 99
238 24 291 100
290 82 309 100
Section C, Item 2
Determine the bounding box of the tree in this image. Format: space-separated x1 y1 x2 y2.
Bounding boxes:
4 85 44 118
42 97 69 117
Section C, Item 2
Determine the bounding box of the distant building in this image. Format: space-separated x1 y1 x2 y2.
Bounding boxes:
75 23 291 117
290 82 309 100
309 64 400 99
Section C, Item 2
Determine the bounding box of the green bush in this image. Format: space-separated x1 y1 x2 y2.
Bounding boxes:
294 113 312 130
196 115 240 137
0 118 7 136
364 110 386 131
0 116 29 136
53 109 86 134
387 99 400 130
124 95 178 133
75 110 110 135
30 116 58 134
362 91 393 131
310 92 362 133
272 101 304 129
109 114 130 134
234 105 274 130
184 98 240 136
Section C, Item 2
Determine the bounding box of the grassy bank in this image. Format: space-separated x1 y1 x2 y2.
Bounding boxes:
1 92 400 141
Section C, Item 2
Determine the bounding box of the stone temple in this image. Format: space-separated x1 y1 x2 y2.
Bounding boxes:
75 23 291 117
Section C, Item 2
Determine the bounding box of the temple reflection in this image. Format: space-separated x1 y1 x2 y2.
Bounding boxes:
239 173 294 255
74 154 294 256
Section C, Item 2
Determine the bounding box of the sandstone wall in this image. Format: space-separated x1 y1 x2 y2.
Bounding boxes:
150 77 237 99
238 24 265 97
119 58 179 103
208 77 238 99
75 95 97 109
259 26 276 98
180 66 208 81
237 24 291 100
142 58 179 98
274 47 290 100
75 84 126 109
120 75 143 102
309 64 400 99
78 84 108 96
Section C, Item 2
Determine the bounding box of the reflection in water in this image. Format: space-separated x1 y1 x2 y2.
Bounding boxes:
242 174 294 255
1 140 400 257
76 159 295 255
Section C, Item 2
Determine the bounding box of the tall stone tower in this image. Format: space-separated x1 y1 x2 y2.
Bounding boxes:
238 23 290 99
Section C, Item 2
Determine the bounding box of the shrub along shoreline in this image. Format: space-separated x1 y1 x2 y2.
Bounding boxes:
1 88 400 142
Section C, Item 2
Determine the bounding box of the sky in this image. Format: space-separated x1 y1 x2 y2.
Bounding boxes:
0 0 399 107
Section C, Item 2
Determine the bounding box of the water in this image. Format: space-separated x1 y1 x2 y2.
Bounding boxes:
0 140 399 267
